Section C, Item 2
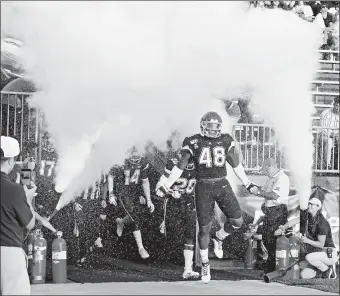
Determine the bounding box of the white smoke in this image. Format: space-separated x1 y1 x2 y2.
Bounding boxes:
1 1 321 209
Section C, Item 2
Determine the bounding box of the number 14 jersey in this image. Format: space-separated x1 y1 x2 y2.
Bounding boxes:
181 133 239 180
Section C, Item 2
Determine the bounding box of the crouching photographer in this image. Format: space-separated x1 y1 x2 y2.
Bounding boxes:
300 197 338 279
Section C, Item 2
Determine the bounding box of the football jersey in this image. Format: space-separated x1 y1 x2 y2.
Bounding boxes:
164 158 196 196
181 133 239 180
107 158 150 195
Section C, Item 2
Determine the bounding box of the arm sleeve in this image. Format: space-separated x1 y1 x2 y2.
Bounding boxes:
13 187 34 228
181 137 194 157
225 135 240 168
141 162 151 180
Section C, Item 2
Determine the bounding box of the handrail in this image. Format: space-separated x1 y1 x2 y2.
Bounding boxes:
0 91 33 96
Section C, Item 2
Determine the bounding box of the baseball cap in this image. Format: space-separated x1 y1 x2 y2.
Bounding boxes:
309 197 322 207
1 136 20 158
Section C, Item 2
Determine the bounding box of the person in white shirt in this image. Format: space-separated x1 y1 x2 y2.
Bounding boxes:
294 1 314 21
319 96 339 169
252 158 290 274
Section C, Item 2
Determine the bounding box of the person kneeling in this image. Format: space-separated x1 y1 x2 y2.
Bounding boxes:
300 197 338 279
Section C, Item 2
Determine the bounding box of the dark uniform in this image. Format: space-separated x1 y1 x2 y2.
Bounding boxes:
163 158 197 241
115 157 151 225
181 133 241 227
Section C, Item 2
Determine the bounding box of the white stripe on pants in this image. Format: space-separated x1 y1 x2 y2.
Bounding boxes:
1 246 30 295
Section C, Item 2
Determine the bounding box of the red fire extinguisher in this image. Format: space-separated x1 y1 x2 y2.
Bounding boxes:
275 234 290 271
286 234 300 280
52 231 67 284
31 229 47 284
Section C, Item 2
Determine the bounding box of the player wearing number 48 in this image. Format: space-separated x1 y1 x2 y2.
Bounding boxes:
156 111 259 284
106 147 155 259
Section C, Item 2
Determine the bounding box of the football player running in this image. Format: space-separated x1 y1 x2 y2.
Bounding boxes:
108 147 155 259
156 152 199 280
156 112 259 283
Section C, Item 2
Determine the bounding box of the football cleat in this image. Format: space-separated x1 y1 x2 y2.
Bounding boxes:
212 237 224 259
201 261 211 284
183 269 200 280
116 218 124 237
138 247 150 259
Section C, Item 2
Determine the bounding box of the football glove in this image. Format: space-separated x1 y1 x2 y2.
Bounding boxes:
108 193 117 206
156 182 172 197
245 182 260 195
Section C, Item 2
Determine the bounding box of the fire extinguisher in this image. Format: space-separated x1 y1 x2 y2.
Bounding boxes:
31 229 47 284
26 231 36 277
52 231 67 284
275 234 290 271
244 226 257 269
286 233 300 280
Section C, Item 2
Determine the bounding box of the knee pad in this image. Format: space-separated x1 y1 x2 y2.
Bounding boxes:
230 216 243 229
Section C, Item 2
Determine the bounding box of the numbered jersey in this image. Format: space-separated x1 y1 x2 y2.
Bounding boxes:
164 158 196 197
122 157 151 188
181 133 239 180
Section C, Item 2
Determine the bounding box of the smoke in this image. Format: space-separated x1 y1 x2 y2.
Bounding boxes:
1 1 321 209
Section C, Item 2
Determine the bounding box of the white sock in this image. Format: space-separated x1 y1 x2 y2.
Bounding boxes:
200 248 209 263
184 244 194 271
133 230 144 249
216 228 229 241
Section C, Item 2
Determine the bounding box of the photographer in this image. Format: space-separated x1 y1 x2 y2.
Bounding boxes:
1 136 36 295
301 197 337 279
252 158 290 274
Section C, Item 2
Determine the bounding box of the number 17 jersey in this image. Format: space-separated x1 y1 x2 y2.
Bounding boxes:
181 133 239 180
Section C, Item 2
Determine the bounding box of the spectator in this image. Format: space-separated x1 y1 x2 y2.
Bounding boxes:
1 136 36 295
307 1 322 16
301 197 337 279
272 1 280 9
319 96 339 169
281 1 296 11
252 158 290 274
293 1 314 21
314 4 335 29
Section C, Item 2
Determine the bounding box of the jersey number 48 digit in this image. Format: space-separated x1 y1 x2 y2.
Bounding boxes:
199 146 226 167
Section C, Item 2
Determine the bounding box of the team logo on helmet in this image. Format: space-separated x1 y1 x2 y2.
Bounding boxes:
200 112 222 138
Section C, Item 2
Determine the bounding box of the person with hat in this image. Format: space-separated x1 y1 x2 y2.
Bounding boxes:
252 157 290 274
300 197 337 279
319 96 339 170
1 136 37 295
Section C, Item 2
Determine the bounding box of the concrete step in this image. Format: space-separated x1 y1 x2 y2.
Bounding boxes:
209 259 246 270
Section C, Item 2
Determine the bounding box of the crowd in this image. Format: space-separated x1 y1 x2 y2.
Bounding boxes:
248 1 339 60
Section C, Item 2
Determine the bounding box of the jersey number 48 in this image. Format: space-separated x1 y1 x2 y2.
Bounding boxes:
199 146 226 167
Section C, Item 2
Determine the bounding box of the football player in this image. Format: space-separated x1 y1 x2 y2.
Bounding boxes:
156 111 259 283
157 152 199 280
109 147 155 259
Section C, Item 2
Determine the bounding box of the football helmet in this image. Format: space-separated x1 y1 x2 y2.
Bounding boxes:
128 146 142 165
200 111 222 138
178 150 195 170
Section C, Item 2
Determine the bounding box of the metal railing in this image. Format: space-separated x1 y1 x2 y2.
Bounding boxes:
233 123 339 174
0 91 40 161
